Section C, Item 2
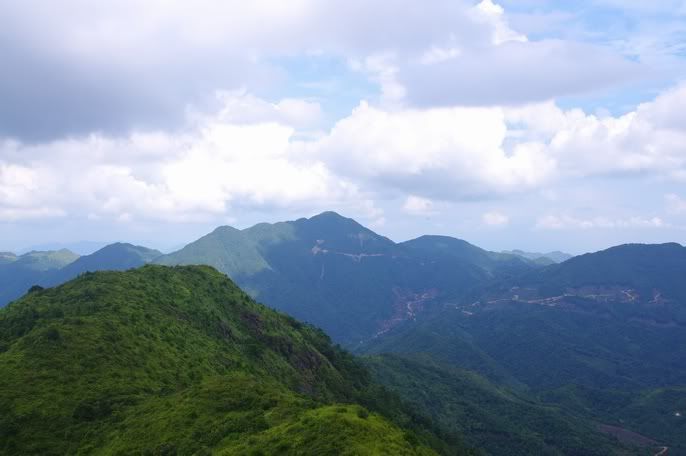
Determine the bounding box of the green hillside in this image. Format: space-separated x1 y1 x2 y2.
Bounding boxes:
364 354 638 456
361 243 686 451
541 385 686 453
0 265 467 455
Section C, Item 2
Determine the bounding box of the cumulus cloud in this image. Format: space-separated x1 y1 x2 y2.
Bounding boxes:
505 83 686 179
3 81 686 225
307 101 555 200
0 92 361 223
0 0 641 140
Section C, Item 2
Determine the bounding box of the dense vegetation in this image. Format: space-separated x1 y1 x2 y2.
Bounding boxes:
361 243 686 452
541 385 686 453
364 354 638 455
0 265 469 455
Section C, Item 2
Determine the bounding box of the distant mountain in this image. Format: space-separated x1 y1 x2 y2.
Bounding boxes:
365 242 686 388
0 265 466 455
471 243 686 326
18 241 109 255
0 243 162 307
361 242 686 451
12 249 79 271
402 235 536 275
0 249 80 306
48 242 161 283
502 249 573 264
157 211 535 345
521 242 686 300
0 252 17 265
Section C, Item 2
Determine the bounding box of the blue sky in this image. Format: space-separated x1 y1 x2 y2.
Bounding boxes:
1 0 685 255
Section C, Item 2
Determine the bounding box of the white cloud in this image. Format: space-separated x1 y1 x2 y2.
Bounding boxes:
191 91 323 129
0 0 642 140
536 215 666 230
505 83 686 179
472 0 528 45
0 93 359 223
308 101 555 200
2 82 686 227
482 211 510 226
403 196 436 216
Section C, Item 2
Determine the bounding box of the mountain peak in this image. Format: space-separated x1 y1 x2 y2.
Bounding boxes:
298 211 365 231
307 210 347 221
312 210 343 217
210 225 241 236
295 211 396 253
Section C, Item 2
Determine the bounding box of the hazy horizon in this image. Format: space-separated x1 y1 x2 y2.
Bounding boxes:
3 209 685 257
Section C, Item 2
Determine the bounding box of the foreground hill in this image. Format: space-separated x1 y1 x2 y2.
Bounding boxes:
157 212 534 345
0 265 466 455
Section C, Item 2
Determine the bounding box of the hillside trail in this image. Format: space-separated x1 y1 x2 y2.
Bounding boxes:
654 446 668 456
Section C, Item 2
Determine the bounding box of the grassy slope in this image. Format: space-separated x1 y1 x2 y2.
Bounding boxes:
0 265 462 455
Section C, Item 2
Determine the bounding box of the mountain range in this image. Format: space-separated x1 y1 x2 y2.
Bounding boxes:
0 211 684 454
154 212 545 345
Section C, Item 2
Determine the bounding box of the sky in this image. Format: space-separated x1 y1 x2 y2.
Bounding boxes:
1 0 686 255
